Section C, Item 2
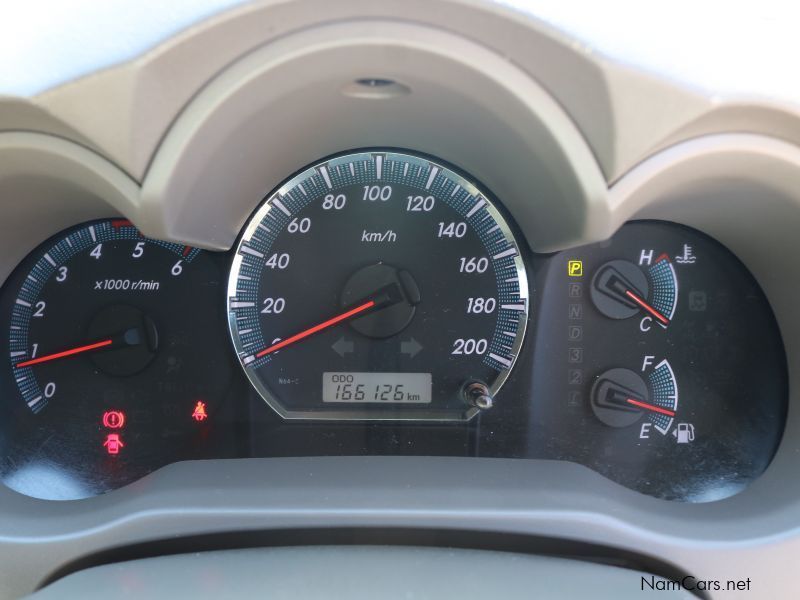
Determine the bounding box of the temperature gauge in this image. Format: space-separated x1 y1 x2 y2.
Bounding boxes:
531 220 786 501
590 256 677 330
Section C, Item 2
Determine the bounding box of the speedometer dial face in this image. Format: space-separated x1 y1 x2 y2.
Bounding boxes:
227 150 529 420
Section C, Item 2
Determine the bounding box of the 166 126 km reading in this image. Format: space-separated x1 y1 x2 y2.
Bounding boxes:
227 150 530 421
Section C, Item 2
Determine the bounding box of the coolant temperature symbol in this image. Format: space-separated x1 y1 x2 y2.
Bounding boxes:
675 244 696 264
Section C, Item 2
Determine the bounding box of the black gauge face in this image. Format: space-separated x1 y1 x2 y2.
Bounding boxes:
0 220 232 498
227 150 529 420
531 221 786 501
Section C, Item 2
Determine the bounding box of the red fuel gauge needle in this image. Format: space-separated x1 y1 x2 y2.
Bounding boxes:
256 300 376 358
15 339 114 368
624 289 670 326
626 397 675 417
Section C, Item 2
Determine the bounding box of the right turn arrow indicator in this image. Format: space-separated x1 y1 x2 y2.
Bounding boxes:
400 338 423 358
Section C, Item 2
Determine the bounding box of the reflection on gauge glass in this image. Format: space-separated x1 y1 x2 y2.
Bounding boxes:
0 219 232 499
532 221 787 501
227 150 529 421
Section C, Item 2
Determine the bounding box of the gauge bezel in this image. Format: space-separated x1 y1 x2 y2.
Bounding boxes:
226 149 530 421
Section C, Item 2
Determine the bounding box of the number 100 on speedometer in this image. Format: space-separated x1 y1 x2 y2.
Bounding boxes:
227 150 529 421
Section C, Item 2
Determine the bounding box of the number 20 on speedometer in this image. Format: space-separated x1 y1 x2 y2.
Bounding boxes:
227 150 529 421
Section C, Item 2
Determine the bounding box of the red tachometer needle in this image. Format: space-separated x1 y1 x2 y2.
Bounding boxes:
256 300 376 358
624 289 670 326
14 339 114 368
626 398 675 417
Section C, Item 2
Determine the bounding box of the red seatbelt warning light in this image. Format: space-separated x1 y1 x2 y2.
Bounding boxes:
102 410 126 429
191 401 208 422
103 433 124 455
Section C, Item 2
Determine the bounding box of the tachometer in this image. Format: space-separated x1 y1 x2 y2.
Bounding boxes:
227 150 529 420
0 219 233 498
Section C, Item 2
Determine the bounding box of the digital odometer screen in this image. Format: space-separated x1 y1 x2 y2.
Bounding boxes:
323 372 432 404
226 150 528 421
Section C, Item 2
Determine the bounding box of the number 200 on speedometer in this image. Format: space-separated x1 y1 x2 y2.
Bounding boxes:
227 150 529 421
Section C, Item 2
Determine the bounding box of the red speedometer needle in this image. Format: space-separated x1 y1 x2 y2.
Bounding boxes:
624 289 670 326
626 398 675 417
14 339 114 368
256 300 376 358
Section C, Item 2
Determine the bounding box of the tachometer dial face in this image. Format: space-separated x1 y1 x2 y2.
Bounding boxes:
0 220 232 498
227 150 529 420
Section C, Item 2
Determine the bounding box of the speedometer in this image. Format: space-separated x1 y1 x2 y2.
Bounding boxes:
227 150 529 421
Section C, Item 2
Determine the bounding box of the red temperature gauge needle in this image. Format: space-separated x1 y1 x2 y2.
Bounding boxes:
14 339 114 368
256 300 376 358
626 398 675 417
624 289 670 326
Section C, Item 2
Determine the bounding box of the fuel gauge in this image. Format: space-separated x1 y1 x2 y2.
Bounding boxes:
530 220 787 501
591 356 678 437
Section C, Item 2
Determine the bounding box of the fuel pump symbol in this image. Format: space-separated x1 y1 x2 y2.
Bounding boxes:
673 423 695 444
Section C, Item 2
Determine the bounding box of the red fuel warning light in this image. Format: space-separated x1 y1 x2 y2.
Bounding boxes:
191 401 208 422
103 433 124 455
102 410 126 429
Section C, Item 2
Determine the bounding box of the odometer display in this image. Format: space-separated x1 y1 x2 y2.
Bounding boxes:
227 150 529 421
323 372 432 404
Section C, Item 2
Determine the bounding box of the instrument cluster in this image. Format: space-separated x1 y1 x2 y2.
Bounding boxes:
0 149 786 502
